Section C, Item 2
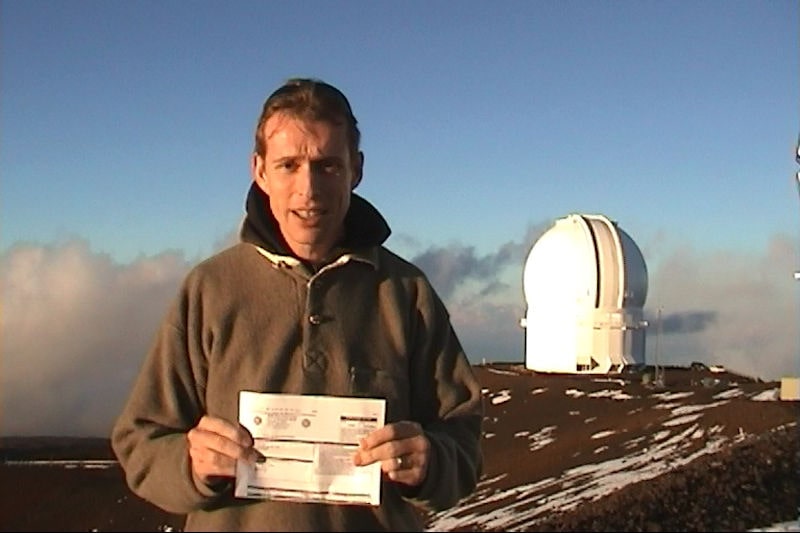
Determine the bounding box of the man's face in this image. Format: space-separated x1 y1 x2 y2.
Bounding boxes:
252 113 362 263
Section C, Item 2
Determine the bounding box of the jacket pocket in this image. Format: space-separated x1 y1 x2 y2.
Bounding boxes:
349 366 409 422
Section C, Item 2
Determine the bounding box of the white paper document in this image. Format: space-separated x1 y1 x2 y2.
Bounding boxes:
235 391 386 506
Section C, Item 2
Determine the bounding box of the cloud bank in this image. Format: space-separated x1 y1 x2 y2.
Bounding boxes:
1 228 797 437
412 229 798 385
1 241 192 437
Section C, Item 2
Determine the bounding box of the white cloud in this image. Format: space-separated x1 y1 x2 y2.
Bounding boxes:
0 228 796 437
435 231 798 381
642 234 799 380
1 240 192 437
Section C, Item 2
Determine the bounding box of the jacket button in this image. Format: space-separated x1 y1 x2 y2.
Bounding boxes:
309 314 322 325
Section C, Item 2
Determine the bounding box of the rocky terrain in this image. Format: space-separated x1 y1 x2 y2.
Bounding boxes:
523 425 798 532
1 363 798 532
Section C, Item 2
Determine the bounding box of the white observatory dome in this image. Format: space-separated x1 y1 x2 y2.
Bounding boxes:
521 214 648 374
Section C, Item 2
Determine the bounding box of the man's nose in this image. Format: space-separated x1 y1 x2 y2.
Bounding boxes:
295 163 322 197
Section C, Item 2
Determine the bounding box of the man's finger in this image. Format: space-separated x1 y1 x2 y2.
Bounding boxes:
188 416 256 463
360 421 422 449
197 415 253 447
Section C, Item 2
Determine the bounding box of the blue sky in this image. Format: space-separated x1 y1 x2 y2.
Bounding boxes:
2 1 798 436
4 1 797 259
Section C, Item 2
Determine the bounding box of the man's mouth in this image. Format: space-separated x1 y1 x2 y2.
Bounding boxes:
293 208 325 220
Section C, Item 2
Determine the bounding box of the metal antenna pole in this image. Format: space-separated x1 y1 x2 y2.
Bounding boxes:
795 135 799 280
654 307 663 386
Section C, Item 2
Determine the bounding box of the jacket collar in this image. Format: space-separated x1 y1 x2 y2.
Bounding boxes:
238 182 391 266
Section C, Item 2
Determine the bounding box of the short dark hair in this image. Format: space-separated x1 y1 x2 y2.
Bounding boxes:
254 78 361 158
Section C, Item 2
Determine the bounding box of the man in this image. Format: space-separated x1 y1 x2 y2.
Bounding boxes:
111 78 483 532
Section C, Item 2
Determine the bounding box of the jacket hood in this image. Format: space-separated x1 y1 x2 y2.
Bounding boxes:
239 182 391 256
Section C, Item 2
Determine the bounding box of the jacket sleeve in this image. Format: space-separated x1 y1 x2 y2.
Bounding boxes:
110 280 223 514
402 278 484 512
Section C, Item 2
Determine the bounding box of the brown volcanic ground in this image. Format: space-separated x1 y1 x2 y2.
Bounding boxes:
1 363 798 532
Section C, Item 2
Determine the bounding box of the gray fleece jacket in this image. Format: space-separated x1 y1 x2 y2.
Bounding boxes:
111 184 483 531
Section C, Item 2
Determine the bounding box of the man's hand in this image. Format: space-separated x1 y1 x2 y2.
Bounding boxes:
187 415 261 487
353 421 430 487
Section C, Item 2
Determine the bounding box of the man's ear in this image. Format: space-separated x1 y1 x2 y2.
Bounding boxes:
351 151 364 190
251 153 269 195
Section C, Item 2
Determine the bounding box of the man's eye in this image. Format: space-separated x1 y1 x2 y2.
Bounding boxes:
322 162 343 174
277 161 298 172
